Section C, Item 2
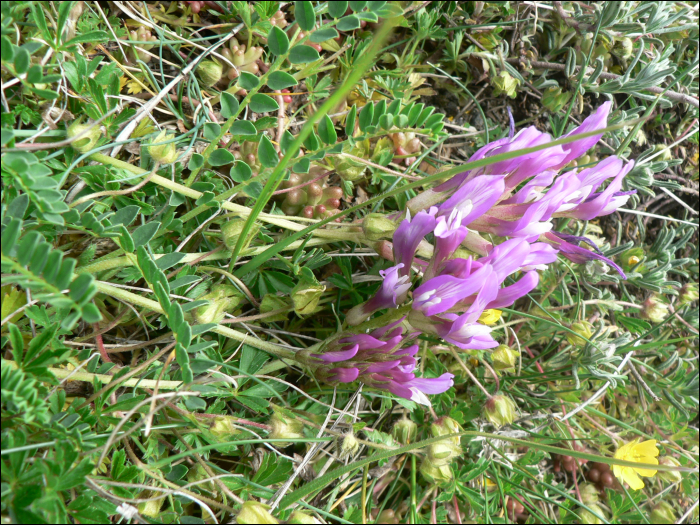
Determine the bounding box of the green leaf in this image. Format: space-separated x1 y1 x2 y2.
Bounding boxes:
118 225 135 252
5 194 28 219
267 71 298 90
618 316 652 334
209 148 235 166
238 71 259 90
358 102 374 132
318 115 337 145
345 105 357 136
63 30 109 48
56 1 76 43
81 303 102 324
203 122 221 141
250 94 279 113
310 28 339 43
258 135 278 168
1 218 22 255
156 252 187 270
294 1 316 31
293 157 310 173
372 99 387 125
230 120 257 135
337 15 361 31
14 48 31 75
267 26 290 55
188 153 205 171
379 113 393 130
58 458 94 490
69 274 96 303
288 45 320 64
131 222 160 248
230 161 253 182
303 130 320 151
349 0 368 10
26 64 42 84
328 1 348 18
367 0 387 11
176 343 194 383
1 37 14 62
220 92 240 118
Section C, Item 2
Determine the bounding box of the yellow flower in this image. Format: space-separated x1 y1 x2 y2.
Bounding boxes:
479 309 502 325
613 439 659 490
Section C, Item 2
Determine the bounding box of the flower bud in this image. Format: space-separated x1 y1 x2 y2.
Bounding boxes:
197 60 223 87
491 71 519 99
478 309 502 325
259 294 290 322
208 415 240 441
268 408 304 447
236 500 279 524
657 456 683 483
542 86 572 113
419 459 453 485
193 285 245 324
137 491 164 518
612 37 634 60
362 213 398 241
641 295 669 324
566 321 594 347
621 247 645 272
67 120 102 153
679 283 699 306
147 130 179 164
580 503 605 524
221 218 260 252
427 417 462 465
650 502 676 524
579 483 599 505
339 432 360 459
483 395 517 428
287 510 319 524
392 417 417 444
291 277 325 316
491 345 519 371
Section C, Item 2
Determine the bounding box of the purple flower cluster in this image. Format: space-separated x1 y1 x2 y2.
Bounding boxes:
311 103 634 404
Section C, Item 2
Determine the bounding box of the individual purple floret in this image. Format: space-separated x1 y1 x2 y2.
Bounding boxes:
544 231 627 278
345 263 412 326
304 319 453 405
393 207 437 276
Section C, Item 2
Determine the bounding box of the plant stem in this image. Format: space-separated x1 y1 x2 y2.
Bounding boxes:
94 280 296 360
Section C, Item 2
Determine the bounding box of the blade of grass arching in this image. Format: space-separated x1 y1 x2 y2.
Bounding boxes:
556 12 603 137
428 62 489 143
277 429 691 511
226 20 397 274
234 117 649 279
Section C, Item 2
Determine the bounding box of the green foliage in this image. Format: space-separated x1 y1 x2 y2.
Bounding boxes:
1 1 698 524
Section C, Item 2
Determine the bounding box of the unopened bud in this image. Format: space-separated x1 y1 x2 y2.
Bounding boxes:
259 294 290 322
268 408 304 447
208 415 240 441
147 130 179 164
484 395 517 428
679 283 698 306
236 500 279 524
579 483 599 505
641 295 669 324
491 345 519 371
339 432 360 458
197 60 223 87
419 458 453 485
612 37 634 59
193 285 244 324
478 309 502 325
392 417 417 444
67 120 102 153
657 456 683 483
291 277 325 316
362 213 397 241
492 71 519 99
650 502 676 524
567 321 594 347
221 218 260 252
137 491 164 518
580 503 605 524
287 510 319 524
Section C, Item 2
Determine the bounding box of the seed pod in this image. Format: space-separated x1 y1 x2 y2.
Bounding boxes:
236 500 279 524
362 213 397 241
483 395 517 428
147 130 179 164
67 120 102 153
391 417 417 444
197 60 223 87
